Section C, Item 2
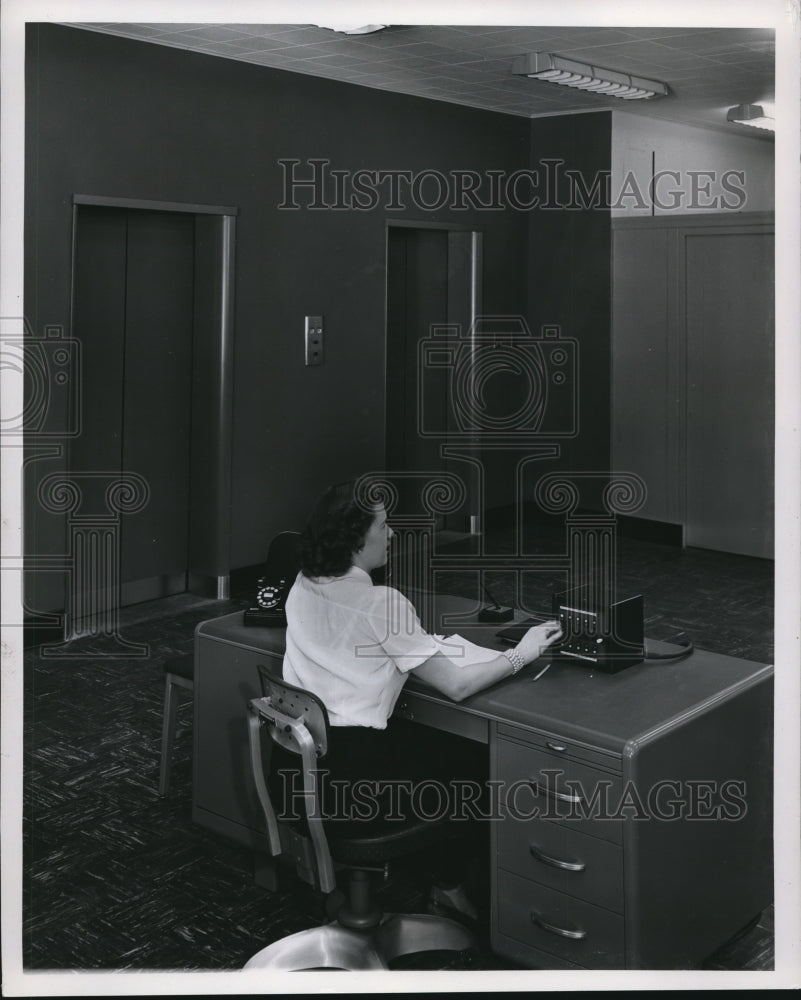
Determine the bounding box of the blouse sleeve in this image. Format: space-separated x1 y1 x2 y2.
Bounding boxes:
363 585 439 673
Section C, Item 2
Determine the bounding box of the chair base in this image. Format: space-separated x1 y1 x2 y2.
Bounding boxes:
243 912 475 971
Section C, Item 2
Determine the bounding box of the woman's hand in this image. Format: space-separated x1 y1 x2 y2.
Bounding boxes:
514 620 562 665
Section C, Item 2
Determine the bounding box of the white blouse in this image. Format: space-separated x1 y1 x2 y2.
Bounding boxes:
282 566 439 728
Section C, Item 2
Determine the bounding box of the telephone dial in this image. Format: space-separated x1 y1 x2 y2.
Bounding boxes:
244 575 290 627
243 531 301 628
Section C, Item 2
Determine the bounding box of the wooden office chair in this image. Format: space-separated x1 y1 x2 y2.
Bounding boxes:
158 652 195 797
243 663 476 970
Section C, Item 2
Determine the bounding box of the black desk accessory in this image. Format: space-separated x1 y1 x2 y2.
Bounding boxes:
551 586 644 673
244 576 289 627
497 586 645 674
243 531 301 628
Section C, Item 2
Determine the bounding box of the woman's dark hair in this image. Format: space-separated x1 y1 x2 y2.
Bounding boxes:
300 481 378 578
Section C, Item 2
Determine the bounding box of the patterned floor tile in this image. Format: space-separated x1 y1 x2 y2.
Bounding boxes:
21 534 774 972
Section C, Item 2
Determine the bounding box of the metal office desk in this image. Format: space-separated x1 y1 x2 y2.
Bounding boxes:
193 599 773 970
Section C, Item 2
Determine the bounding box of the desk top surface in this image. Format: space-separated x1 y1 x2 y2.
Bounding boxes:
196 600 772 755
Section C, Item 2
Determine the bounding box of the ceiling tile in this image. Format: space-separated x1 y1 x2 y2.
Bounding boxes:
60 23 777 140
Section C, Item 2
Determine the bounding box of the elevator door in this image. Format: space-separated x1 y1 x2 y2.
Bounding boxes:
386 227 450 495
385 226 480 528
71 206 195 605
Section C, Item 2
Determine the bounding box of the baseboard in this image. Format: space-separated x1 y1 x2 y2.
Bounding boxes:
186 572 224 598
614 516 684 546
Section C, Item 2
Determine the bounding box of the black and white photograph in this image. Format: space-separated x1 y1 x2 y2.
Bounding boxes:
1 0 799 994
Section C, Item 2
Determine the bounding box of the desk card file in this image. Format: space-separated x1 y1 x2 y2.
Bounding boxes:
553 587 644 673
497 592 645 674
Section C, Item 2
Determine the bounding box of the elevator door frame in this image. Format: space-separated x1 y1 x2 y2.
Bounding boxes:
70 194 237 601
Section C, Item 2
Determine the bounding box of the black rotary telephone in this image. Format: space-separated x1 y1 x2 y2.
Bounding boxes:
243 531 301 628
243 575 290 627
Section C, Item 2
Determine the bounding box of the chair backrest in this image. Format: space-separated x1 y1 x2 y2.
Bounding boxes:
257 661 329 759
247 661 336 892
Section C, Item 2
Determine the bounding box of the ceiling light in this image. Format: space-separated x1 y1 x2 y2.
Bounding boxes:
512 52 668 100
315 23 387 35
726 104 775 131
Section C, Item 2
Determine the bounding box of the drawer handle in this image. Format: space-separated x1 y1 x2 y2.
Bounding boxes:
529 843 586 872
530 778 583 805
546 741 567 752
531 912 587 941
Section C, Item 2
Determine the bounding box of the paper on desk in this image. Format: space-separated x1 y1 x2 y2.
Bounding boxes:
431 633 497 667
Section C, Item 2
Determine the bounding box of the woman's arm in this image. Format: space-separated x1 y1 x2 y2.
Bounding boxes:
411 621 562 702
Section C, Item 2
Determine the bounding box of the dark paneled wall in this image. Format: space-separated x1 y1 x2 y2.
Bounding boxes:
528 112 612 468
24 24 611 608
477 112 613 516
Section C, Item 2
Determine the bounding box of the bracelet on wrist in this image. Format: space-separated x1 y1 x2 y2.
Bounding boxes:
503 646 526 674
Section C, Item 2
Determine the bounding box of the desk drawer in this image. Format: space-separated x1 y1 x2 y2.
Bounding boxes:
393 693 488 744
497 871 625 969
497 722 621 773
497 807 624 912
497 738 622 844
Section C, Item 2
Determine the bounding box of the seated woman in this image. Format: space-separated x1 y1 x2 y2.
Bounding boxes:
280 480 562 920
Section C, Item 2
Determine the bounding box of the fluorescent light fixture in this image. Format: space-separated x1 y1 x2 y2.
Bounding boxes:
315 23 387 35
726 104 775 131
512 52 668 100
